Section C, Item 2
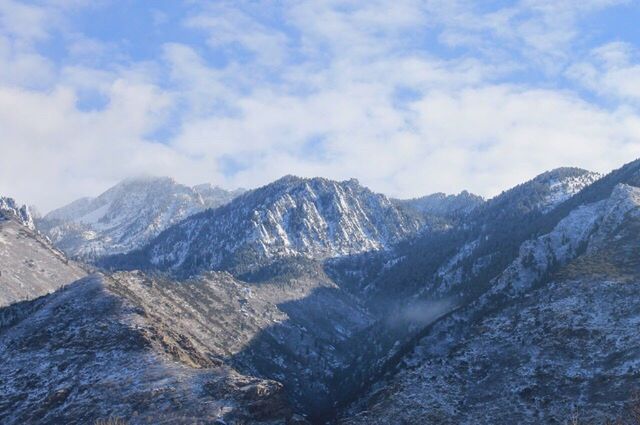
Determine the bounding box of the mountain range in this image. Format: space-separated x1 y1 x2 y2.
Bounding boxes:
102 176 426 276
2 162 640 424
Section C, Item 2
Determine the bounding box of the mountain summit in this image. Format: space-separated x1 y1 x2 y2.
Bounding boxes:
38 177 243 260
340 162 640 425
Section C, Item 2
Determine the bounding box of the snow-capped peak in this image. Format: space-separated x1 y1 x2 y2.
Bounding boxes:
38 177 243 259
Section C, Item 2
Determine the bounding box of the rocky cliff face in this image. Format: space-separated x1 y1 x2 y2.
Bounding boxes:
0 197 35 230
38 177 243 260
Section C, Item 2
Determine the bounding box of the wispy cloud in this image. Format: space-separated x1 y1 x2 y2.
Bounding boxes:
569 42 640 102
185 3 290 68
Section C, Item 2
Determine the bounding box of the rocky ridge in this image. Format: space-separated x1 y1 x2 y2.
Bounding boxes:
1 163 633 424
395 190 484 218
0 197 35 230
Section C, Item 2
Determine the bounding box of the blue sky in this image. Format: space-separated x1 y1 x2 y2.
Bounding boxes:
1 0 640 211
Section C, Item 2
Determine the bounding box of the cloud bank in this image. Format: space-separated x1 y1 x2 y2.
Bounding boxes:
0 0 639 211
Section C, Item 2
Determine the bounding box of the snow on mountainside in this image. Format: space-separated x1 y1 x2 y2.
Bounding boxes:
2 163 630 424
329 167 601 306
0 197 85 307
476 167 601 219
106 176 425 275
111 264 373 418
534 167 601 212
38 177 243 260
193 182 245 206
394 168 596 222
491 183 639 298
340 169 640 424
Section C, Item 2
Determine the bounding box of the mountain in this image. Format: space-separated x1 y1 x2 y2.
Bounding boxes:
97 167 612 421
395 190 484 218
312 166 611 420
338 162 640 424
38 177 243 260
0 273 306 424
523 167 601 212
193 182 245 205
0 197 85 307
97 175 429 419
4 163 636 424
104 176 425 276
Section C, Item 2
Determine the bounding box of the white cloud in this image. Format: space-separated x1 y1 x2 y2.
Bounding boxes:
0 81 176 211
0 0 639 213
569 42 640 102
285 0 429 58
167 79 640 201
425 0 629 69
0 35 56 87
0 0 53 43
185 3 290 67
